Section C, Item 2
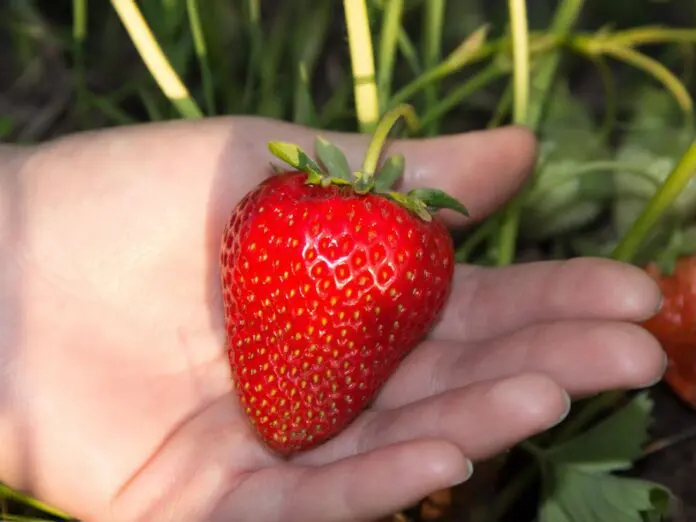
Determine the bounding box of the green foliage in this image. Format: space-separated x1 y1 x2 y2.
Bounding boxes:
537 394 674 522
520 81 612 240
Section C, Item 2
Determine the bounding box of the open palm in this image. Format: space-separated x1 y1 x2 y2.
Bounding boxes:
0 116 665 522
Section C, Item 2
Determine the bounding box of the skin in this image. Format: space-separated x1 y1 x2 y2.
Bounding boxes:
0 116 665 522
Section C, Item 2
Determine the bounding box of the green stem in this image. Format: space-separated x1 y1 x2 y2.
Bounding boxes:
612 139 696 262
552 391 623 445
487 465 538 522
343 0 380 132
361 104 419 177
422 0 445 135
389 42 498 107
0 483 72 519
455 216 501 262
508 0 530 126
397 28 423 76
495 0 531 266
110 0 203 119
377 0 405 109
604 44 693 122
605 26 696 48
495 0 586 266
592 55 618 141
242 0 262 109
488 81 513 128
419 61 509 128
186 0 215 115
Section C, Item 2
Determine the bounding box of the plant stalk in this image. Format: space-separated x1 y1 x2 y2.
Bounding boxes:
186 0 216 115
495 0 586 266
612 139 696 262
343 0 380 132
495 0 531 266
377 0 404 109
110 0 203 119
361 104 418 178
422 0 445 135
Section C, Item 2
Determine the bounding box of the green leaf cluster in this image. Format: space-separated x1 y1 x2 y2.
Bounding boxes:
536 394 674 522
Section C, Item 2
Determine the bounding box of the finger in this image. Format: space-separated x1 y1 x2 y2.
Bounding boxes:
296 374 569 467
278 440 470 522
375 320 666 409
433 257 663 343
237 117 537 227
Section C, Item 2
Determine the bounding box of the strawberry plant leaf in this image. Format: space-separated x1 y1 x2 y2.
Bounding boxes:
387 192 432 221
268 141 323 176
546 392 652 472
374 154 406 191
537 393 674 522
315 136 354 182
520 81 611 241
538 465 673 522
408 188 469 217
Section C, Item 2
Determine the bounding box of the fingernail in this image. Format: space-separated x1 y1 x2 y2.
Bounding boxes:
448 458 474 487
462 459 474 481
548 390 572 429
640 351 669 389
654 293 664 314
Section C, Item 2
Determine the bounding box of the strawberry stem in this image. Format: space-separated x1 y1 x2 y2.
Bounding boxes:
360 104 419 180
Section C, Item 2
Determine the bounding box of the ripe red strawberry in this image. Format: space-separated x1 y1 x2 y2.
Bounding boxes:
642 256 696 407
220 107 468 455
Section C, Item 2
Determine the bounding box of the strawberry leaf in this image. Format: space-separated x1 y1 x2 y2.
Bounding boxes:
545 393 652 471
408 188 469 217
387 192 432 221
538 467 673 522
374 154 406 192
315 136 354 182
537 393 675 522
268 141 323 176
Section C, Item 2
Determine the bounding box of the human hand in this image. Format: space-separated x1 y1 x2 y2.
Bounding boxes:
0 117 665 522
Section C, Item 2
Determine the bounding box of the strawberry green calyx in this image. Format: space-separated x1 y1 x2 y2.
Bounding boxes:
267 104 469 222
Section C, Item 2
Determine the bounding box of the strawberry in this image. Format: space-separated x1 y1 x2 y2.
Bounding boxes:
642 256 696 407
220 106 468 455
